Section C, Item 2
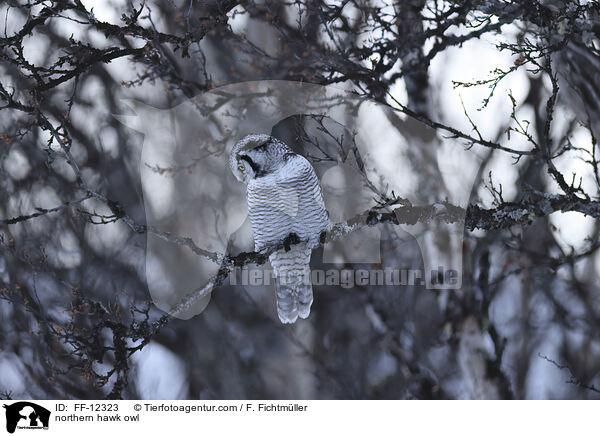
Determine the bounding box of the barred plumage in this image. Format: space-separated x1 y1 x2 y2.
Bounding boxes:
230 134 330 323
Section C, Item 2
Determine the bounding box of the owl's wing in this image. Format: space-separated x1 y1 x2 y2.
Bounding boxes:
276 155 330 242
273 184 300 217
247 179 297 251
247 182 298 217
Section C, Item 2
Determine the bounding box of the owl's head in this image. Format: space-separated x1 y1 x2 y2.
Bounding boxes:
229 134 293 183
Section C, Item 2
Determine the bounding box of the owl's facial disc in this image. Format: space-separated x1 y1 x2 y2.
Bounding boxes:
240 155 260 174
240 152 268 179
230 134 290 183
233 154 260 182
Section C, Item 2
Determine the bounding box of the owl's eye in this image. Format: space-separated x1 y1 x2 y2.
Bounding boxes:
238 164 245 172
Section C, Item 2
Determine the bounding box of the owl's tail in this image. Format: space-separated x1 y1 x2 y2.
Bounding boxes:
270 246 313 324
274 275 313 323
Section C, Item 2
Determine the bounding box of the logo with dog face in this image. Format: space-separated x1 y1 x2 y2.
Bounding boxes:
2 402 50 433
